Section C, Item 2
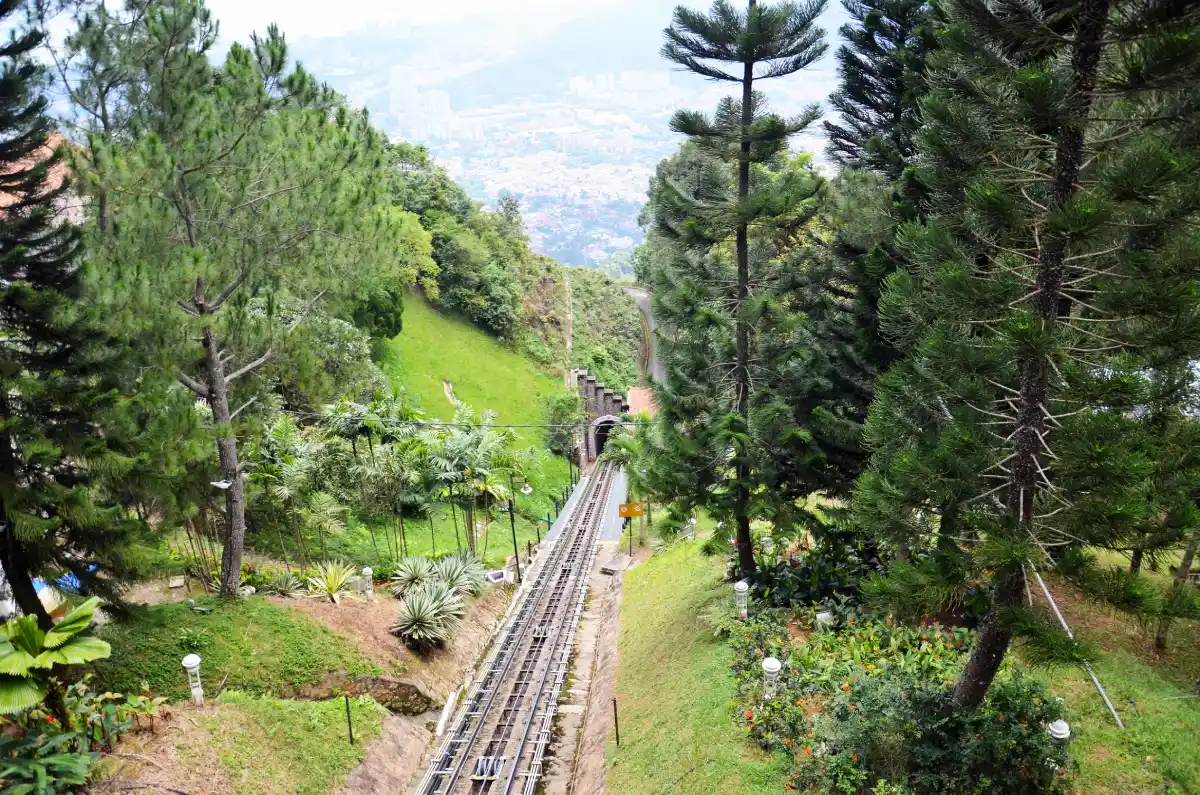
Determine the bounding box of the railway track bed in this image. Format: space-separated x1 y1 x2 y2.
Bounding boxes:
411 464 616 795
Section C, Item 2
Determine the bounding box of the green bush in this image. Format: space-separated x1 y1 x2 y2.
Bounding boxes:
392 580 466 651
729 613 978 752
0 732 95 793
390 555 435 597
790 674 1070 795
260 569 305 598
433 551 486 596
306 560 357 603
743 536 884 608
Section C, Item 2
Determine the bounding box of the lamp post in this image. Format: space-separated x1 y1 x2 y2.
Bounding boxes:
508 474 526 585
182 654 204 705
734 580 749 620
762 657 781 700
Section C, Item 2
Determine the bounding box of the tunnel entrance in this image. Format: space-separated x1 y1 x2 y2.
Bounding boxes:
594 420 616 458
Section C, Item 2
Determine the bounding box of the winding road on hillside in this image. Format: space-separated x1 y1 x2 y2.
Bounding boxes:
624 286 664 384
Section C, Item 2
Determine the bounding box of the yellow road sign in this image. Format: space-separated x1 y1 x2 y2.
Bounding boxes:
619 503 644 517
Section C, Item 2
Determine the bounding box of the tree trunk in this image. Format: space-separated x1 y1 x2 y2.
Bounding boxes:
953 569 1023 709
1129 546 1144 575
953 0 1110 709
202 327 249 597
1156 529 1199 649
734 8 757 579
0 528 53 630
638 510 646 545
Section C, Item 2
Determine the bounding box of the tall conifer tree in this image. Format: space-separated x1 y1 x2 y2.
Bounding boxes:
0 0 140 627
824 0 932 179
855 0 1200 708
656 0 827 575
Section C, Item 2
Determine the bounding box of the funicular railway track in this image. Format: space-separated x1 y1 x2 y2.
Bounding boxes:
413 463 615 795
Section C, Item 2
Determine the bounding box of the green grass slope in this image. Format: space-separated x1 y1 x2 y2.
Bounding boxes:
91 597 377 700
382 294 568 434
607 542 791 794
365 294 572 566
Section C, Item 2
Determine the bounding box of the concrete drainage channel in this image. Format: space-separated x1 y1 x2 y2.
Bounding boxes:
409 464 616 795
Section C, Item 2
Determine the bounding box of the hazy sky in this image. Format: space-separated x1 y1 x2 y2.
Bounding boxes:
205 0 640 45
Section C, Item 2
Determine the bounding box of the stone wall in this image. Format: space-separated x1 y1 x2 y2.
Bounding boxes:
570 369 626 462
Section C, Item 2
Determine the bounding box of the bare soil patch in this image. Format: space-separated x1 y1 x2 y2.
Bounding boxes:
96 703 236 795
275 584 511 699
335 713 433 795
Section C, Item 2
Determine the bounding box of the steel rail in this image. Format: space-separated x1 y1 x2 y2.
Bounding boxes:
413 464 613 795
495 464 613 794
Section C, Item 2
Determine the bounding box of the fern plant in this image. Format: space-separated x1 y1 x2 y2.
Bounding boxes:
393 581 466 651
390 555 435 597
306 560 357 604
434 552 486 596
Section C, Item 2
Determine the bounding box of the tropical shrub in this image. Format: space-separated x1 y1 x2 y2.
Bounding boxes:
790 674 1070 795
176 626 210 652
306 560 357 604
744 536 885 608
728 612 981 752
0 597 111 725
433 552 486 596
260 569 305 598
393 581 466 651
0 732 95 794
390 555 435 597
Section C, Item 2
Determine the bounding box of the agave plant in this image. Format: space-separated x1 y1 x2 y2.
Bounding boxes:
306 560 357 604
390 555 435 597
0 597 111 726
433 552 486 597
261 570 305 599
392 581 466 651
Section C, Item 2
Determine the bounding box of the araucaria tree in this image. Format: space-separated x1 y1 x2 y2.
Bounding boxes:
823 0 932 178
655 0 828 577
0 1 143 627
855 0 1200 709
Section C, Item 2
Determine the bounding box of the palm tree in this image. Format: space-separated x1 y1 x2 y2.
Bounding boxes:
302 492 347 560
425 402 525 556
599 411 658 544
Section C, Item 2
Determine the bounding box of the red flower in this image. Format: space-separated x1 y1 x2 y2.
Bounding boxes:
745 711 754 720
45 715 55 724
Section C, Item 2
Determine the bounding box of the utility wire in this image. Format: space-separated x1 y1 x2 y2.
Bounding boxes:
276 408 656 430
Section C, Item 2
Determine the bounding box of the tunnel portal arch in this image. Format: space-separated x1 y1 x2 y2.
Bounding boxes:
590 414 622 461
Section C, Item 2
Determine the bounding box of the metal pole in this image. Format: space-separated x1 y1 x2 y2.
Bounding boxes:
509 498 521 584
344 693 355 744
612 697 620 746
1030 566 1125 729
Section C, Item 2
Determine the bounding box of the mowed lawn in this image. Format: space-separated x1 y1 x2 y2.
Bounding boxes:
607 542 791 795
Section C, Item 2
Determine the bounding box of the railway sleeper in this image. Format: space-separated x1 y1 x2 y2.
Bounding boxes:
470 756 507 782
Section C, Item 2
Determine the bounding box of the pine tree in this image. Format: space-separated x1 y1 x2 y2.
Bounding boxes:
854 0 1200 709
0 0 141 628
66 1 431 595
823 0 932 179
655 0 827 576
